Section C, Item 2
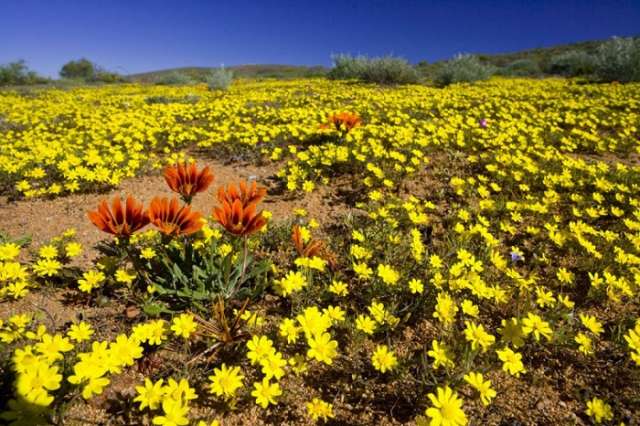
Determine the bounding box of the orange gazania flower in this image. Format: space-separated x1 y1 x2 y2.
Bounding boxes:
213 199 267 237
88 195 149 237
292 225 325 258
292 225 337 269
217 180 267 207
148 196 203 236
321 112 362 133
164 162 214 201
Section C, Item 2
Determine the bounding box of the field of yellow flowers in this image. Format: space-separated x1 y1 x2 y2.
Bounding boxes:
1 77 640 425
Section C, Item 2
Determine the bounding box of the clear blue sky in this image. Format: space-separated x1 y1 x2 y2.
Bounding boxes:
1 0 639 77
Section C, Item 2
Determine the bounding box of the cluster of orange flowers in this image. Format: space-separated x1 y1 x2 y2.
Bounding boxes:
88 163 267 238
320 112 362 133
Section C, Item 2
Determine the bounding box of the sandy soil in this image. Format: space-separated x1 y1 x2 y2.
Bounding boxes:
0 158 347 267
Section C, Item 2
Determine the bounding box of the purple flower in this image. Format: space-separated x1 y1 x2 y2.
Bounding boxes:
510 251 524 262
479 118 488 128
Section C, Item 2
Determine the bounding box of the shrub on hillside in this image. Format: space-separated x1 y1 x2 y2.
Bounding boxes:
93 71 125 83
546 50 596 77
327 54 369 80
157 71 196 85
434 54 493 87
59 58 124 83
498 59 541 77
0 60 47 86
328 54 419 85
360 56 419 84
593 36 640 83
60 58 96 80
415 61 445 81
206 67 234 90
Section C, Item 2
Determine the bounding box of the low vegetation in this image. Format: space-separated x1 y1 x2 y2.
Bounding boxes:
205 68 234 90
0 60 47 86
328 54 419 84
593 36 640 82
130 65 327 84
495 59 541 77
433 54 494 86
156 71 197 85
59 58 125 83
545 50 596 77
4 36 639 90
420 36 640 83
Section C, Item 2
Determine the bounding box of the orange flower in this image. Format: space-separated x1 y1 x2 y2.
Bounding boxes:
213 199 267 237
88 195 149 237
148 196 203 236
292 225 324 258
321 112 362 133
164 162 214 201
217 180 267 207
292 225 337 269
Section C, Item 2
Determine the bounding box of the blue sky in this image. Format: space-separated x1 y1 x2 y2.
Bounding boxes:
1 0 639 77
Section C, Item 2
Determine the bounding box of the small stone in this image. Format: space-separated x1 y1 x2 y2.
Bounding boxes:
125 305 140 318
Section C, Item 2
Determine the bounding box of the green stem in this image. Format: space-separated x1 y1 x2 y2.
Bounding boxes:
240 236 249 283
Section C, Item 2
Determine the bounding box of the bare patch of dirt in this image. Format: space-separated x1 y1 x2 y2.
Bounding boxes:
0 158 351 267
0 287 123 334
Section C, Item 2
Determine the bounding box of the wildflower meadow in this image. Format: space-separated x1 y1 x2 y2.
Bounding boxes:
1 76 640 425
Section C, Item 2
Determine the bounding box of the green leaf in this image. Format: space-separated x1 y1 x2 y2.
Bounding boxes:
142 301 172 317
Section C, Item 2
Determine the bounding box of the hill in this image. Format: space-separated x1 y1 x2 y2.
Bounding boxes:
127 64 328 83
414 36 638 79
129 37 638 84
473 39 607 68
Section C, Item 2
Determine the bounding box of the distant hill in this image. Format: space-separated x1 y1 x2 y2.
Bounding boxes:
472 39 607 68
93 36 640 85
127 64 328 83
415 36 638 78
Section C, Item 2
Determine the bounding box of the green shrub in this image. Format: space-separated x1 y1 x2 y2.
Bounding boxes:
327 54 369 80
415 61 445 81
498 59 541 77
360 56 419 84
546 50 596 76
593 37 640 82
93 71 125 83
434 54 493 87
157 71 196 85
59 58 96 80
145 95 201 105
0 60 47 86
328 54 418 85
206 67 234 90
59 58 123 83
